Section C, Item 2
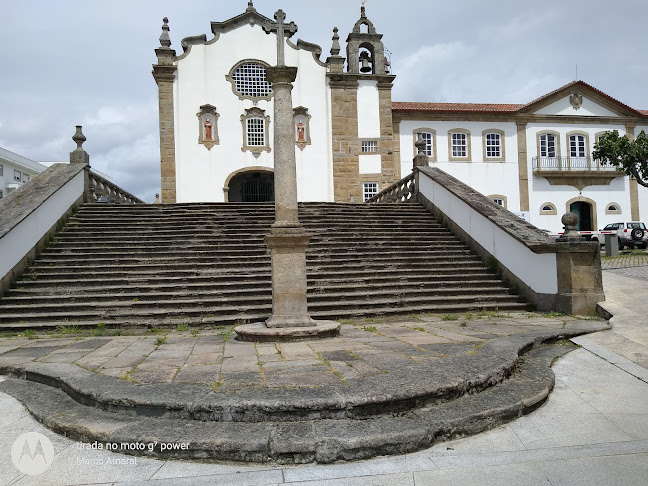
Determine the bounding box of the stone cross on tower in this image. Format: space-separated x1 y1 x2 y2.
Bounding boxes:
262 9 297 66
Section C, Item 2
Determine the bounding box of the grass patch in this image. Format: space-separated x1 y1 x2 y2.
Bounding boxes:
155 336 167 347
441 314 459 321
55 325 81 334
460 321 467 327
176 323 189 331
23 329 39 340
191 329 201 337
362 326 377 333
412 327 427 332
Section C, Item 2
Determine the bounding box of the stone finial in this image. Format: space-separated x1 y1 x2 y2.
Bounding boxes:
247 1 255 11
155 193 161 204
70 126 90 165
330 27 340 56
561 212 582 239
361 4 366 18
415 133 426 155
159 17 171 48
413 133 429 169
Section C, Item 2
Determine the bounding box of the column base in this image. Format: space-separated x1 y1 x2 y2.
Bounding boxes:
234 320 341 342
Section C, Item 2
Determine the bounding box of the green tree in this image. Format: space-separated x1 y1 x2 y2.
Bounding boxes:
593 130 648 188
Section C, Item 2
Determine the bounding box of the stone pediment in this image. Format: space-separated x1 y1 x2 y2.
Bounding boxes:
518 80 643 118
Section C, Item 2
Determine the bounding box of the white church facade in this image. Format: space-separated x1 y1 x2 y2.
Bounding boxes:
153 2 648 234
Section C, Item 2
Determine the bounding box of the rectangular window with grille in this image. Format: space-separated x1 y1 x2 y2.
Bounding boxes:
14 170 21 182
485 133 501 158
540 134 556 157
246 118 265 146
361 140 378 153
451 133 467 157
363 181 378 201
421 132 433 157
569 135 586 157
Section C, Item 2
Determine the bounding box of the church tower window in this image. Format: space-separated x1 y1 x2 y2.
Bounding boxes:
226 60 274 101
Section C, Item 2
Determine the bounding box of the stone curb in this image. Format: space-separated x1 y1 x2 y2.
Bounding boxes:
0 343 574 464
0 323 607 423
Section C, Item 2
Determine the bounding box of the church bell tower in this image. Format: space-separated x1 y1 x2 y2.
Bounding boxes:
326 6 398 202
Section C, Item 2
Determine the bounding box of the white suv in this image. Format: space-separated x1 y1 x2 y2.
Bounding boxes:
598 222 647 250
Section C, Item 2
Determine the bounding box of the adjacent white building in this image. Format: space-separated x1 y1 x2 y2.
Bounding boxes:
153 2 648 233
0 147 47 200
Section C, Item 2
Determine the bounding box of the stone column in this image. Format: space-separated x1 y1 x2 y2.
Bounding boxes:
264 66 315 328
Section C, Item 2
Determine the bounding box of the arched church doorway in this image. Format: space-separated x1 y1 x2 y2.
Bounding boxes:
227 170 274 202
569 201 593 231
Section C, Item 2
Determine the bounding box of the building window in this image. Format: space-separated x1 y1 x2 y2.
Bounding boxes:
361 140 378 153
363 182 379 201
14 170 21 182
540 202 557 215
246 118 265 146
240 107 271 158
488 194 507 209
448 129 471 161
0 190 3 199
226 60 273 101
485 133 501 158
539 133 558 157
569 134 586 157
605 202 622 214
482 129 505 161
452 133 467 157
23 173 30 183
0 164 3 176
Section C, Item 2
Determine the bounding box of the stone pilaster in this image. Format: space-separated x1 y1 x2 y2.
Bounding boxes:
378 80 399 186
329 78 360 202
152 18 177 204
516 121 530 211
626 125 641 220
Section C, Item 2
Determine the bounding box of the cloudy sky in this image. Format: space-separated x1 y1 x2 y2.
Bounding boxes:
1 0 647 202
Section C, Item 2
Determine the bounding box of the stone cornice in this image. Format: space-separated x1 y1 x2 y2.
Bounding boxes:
152 64 177 84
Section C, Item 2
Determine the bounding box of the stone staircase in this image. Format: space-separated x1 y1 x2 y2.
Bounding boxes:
0 202 527 330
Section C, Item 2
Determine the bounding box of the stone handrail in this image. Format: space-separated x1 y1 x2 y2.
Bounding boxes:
88 170 143 204
367 166 604 315
366 172 416 203
0 162 144 297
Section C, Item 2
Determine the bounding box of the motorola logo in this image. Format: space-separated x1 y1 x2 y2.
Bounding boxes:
11 432 55 475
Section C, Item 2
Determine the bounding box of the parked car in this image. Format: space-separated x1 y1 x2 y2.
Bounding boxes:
596 222 647 250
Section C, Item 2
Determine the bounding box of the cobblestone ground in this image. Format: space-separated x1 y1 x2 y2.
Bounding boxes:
0 312 600 390
601 249 648 281
601 249 648 269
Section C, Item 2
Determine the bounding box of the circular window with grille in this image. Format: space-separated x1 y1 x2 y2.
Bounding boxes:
227 60 273 100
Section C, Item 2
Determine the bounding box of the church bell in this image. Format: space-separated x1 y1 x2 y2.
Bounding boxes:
359 51 372 73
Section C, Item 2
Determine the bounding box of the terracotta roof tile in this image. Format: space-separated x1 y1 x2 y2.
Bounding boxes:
392 102 523 113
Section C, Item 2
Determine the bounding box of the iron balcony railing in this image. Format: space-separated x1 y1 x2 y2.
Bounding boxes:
532 156 618 172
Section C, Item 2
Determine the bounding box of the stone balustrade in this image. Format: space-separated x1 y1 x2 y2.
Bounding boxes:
366 172 416 203
88 171 143 204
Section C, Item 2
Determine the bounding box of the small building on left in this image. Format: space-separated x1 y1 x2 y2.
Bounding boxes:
0 146 47 199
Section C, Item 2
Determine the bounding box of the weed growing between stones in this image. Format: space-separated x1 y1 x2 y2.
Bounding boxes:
362 326 377 333
441 314 459 321
176 323 189 331
155 336 167 347
191 329 200 337
23 330 38 339
56 325 81 334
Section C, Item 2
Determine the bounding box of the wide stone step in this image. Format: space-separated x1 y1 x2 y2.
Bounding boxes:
0 285 511 309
